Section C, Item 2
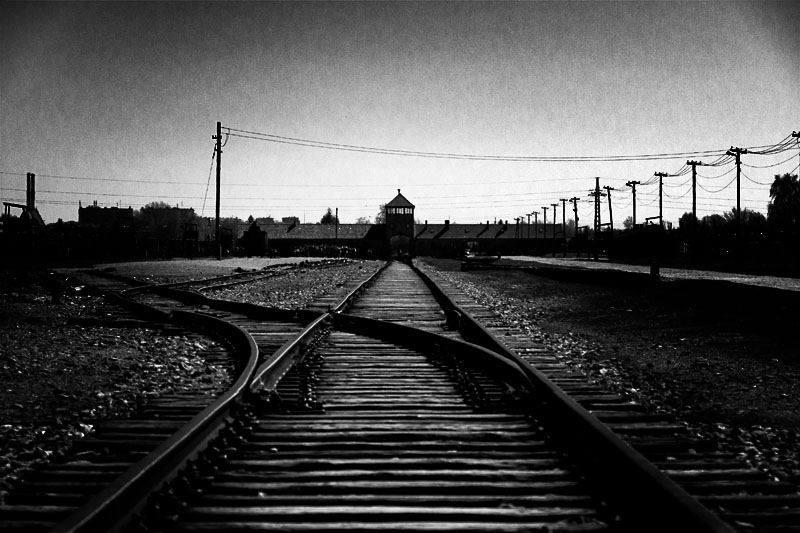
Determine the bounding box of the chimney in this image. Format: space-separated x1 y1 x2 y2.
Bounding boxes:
424 220 428 229
26 173 35 210
444 220 450 227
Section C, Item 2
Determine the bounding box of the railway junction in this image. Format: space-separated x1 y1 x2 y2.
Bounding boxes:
0 254 798 532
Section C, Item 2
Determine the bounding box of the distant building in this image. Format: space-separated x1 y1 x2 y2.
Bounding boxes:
236 189 552 259
78 201 134 228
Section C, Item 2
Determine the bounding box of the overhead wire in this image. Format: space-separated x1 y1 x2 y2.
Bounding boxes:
201 146 216 217
5 130 796 223
697 166 735 179
743 152 798 169
226 127 732 162
697 174 738 194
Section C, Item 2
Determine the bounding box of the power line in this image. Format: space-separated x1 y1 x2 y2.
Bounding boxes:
742 152 798 169
697 174 738 194
201 146 216 217
697 166 736 179
742 171 775 186
0 171 207 186
226 127 734 163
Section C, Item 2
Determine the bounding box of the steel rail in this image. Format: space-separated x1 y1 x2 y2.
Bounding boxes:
330 313 534 392
249 260 391 394
42 262 390 532
330 260 391 314
50 311 260 533
50 260 728 531
147 285 327 324
409 261 735 533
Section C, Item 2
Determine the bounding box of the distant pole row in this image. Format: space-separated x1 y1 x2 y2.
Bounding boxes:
212 122 799 258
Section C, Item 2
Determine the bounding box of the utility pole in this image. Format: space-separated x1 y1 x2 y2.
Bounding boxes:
793 131 800 174
569 197 579 236
588 178 606 260
213 121 222 260
526 213 531 238
550 203 559 256
559 198 568 256
625 180 640 227
541 206 549 239
686 161 706 231
654 172 669 229
603 186 615 231
591 178 602 237
725 146 748 237
532 211 539 239
335 207 339 240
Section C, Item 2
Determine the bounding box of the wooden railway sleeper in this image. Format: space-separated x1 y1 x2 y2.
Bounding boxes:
30 261 751 532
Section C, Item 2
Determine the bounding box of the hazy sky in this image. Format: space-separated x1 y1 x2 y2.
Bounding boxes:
1 1 798 226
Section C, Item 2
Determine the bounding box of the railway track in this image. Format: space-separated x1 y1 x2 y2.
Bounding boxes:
1 259 796 531
0 260 378 532
416 260 800 533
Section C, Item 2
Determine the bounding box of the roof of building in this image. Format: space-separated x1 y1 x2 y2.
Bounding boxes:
415 222 515 240
245 222 386 241
242 220 557 241
385 189 415 208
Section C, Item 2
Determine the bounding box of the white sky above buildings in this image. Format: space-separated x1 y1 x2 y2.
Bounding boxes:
1 1 797 226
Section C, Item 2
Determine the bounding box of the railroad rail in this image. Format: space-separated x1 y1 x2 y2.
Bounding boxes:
416 260 800 533
0 260 379 532
1 259 795 531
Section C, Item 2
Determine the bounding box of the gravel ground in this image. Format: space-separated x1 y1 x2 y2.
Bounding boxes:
0 269 228 503
3 255 797 507
0 259 380 503
209 261 383 309
418 257 800 487
505 255 800 292
93 257 329 284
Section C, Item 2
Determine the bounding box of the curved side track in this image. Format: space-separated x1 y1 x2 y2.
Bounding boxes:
0 261 382 532
4 259 784 531
127 261 732 532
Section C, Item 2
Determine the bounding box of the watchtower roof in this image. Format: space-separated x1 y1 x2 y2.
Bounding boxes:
386 189 415 209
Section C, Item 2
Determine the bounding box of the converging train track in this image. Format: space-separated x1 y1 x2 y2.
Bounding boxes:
1 259 798 532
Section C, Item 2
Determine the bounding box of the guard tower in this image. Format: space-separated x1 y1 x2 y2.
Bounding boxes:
385 189 415 257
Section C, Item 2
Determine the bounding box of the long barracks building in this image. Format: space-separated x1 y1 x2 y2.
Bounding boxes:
241 190 562 259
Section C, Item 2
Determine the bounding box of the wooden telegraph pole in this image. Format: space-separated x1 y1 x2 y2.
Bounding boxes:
603 186 615 231
569 197 579 235
686 161 706 230
625 181 640 227
213 121 222 260
559 198 568 256
654 172 669 229
725 146 748 238
541 206 549 238
793 131 800 170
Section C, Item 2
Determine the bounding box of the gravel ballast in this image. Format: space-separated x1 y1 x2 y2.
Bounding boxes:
418 257 800 487
0 258 379 503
